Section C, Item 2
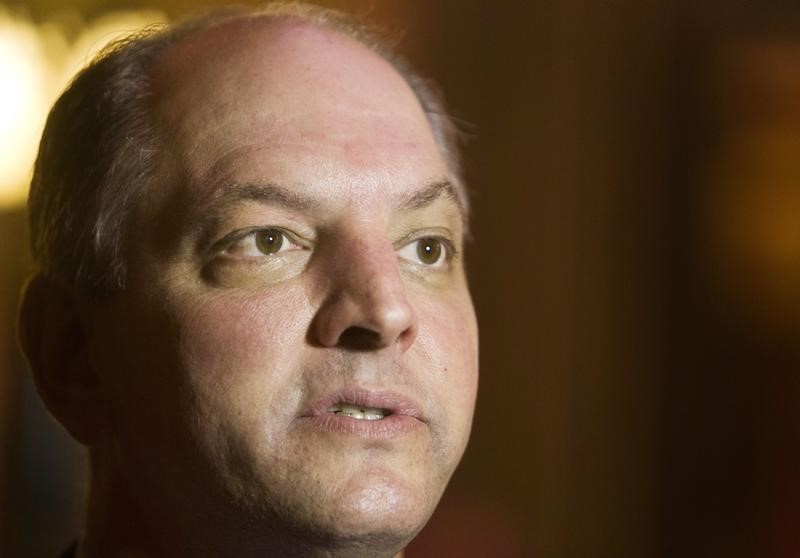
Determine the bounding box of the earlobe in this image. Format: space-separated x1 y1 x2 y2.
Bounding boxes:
18 275 110 446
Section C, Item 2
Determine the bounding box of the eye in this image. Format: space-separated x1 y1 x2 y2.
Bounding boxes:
397 236 450 268
254 228 284 254
224 228 299 258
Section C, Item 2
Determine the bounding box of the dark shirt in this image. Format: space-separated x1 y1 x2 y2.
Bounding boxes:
60 542 77 558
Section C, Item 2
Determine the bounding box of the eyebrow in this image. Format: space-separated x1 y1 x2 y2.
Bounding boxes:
204 181 322 213
191 178 462 240
201 179 460 214
395 179 462 213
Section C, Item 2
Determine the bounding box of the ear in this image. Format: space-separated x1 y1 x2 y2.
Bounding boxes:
18 275 110 446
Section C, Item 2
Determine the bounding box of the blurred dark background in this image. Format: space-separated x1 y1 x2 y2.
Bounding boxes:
2 1 800 556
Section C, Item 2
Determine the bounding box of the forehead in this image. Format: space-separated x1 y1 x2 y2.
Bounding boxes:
149 17 446 204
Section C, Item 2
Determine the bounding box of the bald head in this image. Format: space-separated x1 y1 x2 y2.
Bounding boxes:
151 19 441 193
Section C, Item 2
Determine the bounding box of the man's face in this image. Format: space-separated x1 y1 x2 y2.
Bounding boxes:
90 19 477 552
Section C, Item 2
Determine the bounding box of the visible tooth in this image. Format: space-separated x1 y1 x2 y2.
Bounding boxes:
328 403 387 420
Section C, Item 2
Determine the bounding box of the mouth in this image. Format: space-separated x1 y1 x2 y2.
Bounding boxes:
298 388 425 438
327 403 390 421
311 388 423 419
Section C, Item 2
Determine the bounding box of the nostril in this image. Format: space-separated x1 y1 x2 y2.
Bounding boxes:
337 326 385 351
307 257 419 351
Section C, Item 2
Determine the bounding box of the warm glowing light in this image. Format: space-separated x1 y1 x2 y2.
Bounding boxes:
0 13 51 208
63 11 166 84
0 10 166 210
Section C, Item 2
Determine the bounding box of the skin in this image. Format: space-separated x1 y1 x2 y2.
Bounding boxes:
28 18 478 558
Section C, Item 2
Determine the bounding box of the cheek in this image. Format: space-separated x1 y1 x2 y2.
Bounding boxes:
175 284 312 381
162 283 315 455
414 293 479 436
163 284 315 470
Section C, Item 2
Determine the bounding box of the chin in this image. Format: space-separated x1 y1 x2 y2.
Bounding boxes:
280 469 437 556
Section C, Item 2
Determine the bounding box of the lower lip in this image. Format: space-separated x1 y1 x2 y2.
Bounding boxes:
296 413 425 439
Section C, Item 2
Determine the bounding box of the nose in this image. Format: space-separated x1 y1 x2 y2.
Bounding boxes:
310 237 418 352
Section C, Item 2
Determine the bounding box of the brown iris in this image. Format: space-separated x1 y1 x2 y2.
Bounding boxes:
417 237 442 265
255 229 284 254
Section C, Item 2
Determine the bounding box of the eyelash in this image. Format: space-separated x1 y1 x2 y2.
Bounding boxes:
218 227 305 258
215 227 458 267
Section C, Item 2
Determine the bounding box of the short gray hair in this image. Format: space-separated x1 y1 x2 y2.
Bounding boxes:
29 1 467 296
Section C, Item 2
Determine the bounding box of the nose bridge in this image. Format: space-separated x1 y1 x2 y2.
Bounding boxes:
311 232 418 351
347 236 404 303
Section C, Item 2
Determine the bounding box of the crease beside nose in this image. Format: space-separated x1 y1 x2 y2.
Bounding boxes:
311 249 418 352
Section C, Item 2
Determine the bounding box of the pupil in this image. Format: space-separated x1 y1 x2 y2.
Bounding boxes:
256 229 283 254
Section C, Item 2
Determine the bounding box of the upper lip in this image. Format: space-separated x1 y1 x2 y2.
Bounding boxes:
304 387 425 422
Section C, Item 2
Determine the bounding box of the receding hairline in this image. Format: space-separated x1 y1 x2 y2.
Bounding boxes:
145 4 403 80
155 11 364 70
148 14 423 124
144 11 468 224
146 8 468 214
